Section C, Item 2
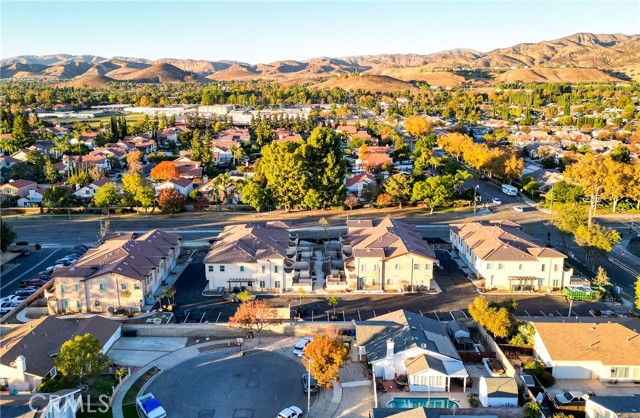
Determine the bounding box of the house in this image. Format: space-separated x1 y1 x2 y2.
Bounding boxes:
342 219 436 292
345 173 377 199
356 310 468 392
211 139 240 165
117 135 157 154
355 146 392 171
17 188 47 207
532 319 640 381
203 223 290 292
0 179 38 199
159 126 189 143
46 126 70 138
50 230 181 314
274 128 303 143
0 389 81 418
0 315 121 390
478 377 519 407
0 155 20 169
197 178 241 205
74 178 114 201
10 149 31 162
155 177 193 197
585 395 640 418
30 140 58 157
218 127 250 142
336 125 358 135
170 156 203 179
449 220 573 291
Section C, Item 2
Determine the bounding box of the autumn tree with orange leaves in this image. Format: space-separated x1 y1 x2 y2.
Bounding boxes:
302 334 349 388
150 161 180 181
228 299 278 343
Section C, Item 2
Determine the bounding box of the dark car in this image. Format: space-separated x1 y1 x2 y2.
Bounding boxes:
20 279 48 288
11 248 30 256
302 374 318 395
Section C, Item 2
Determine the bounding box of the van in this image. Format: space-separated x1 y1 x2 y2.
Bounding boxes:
501 184 517 196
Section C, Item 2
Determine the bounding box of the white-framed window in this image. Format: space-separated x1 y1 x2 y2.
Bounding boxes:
487 263 492 270
518 264 523 270
121 283 127 290
99 283 105 290
208 265 213 272
552 279 559 287
134 283 140 290
74 284 79 292
220 265 225 272
413 264 420 270
541 264 546 272
63 300 69 308
361 264 366 271
386 278 393 285
274 280 281 288
553 264 558 272
94 300 100 307
76 300 81 309
261 265 266 273
395 264 399 270
373 264 377 272
60 285 66 294
425 264 430 270
498 263 504 270
259 280 265 288
274 266 278 273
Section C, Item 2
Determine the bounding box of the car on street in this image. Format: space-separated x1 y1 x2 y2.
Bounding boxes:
302 374 318 395
555 391 584 405
11 248 30 256
513 205 524 212
277 406 303 418
293 337 313 356
492 197 502 205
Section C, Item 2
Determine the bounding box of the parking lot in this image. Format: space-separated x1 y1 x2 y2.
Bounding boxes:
170 250 609 325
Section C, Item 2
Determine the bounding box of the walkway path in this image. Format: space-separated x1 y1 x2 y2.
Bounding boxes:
313 249 327 294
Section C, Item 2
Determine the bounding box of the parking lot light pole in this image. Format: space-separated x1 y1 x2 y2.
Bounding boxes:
303 356 312 414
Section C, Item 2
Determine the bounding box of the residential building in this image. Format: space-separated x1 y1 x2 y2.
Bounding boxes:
355 146 392 171
345 173 376 199
449 220 572 291
203 223 290 292
211 139 240 165
356 309 468 392
218 127 250 142
532 319 640 381
0 316 120 390
170 156 203 179
342 219 436 292
46 125 70 138
274 128 303 143
74 178 114 201
478 377 519 407
17 187 47 207
0 155 20 169
155 177 193 197
0 179 38 199
117 135 157 154
50 230 180 314
585 396 640 418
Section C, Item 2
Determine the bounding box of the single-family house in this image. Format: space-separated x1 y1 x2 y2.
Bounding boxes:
74 178 114 201
203 223 290 292
170 156 203 179
355 146 392 171
342 219 436 292
50 230 181 313
0 155 20 169
117 135 157 154
356 310 468 392
0 179 38 199
17 187 47 207
336 125 358 135
274 128 303 143
10 149 31 162
585 395 640 418
345 173 377 199
0 315 121 390
218 127 250 142
532 319 640 381
478 377 519 407
46 126 70 138
211 139 240 165
155 177 193 197
449 220 573 291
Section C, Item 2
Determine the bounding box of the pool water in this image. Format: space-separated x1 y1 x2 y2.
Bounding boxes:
388 397 458 409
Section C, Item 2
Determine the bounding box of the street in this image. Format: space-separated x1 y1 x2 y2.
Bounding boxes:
0 248 68 298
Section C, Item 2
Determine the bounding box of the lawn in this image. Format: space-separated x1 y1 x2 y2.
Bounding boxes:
76 405 137 418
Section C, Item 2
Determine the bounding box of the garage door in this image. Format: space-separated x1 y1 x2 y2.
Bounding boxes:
553 365 591 379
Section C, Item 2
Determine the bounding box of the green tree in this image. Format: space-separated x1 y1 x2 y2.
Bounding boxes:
305 127 346 208
573 223 621 270
43 186 75 208
190 129 203 162
550 203 587 254
0 220 17 252
327 296 340 318
43 159 58 183
257 141 306 211
241 178 271 215
162 287 176 306
11 112 31 147
509 322 536 346
93 182 119 217
54 334 110 385
384 174 413 208
136 184 156 214
121 173 143 207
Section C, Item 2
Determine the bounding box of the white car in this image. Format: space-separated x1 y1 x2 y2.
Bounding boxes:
513 205 524 212
293 337 313 356
492 197 502 205
555 391 584 405
277 406 303 418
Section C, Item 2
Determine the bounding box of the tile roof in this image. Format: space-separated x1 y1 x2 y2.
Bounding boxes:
355 309 460 363
345 172 376 188
450 221 565 262
203 223 290 264
0 316 120 378
348 218 436 261
532 320 640 366
52 230 180 281
170 158 202 178
1 180 36 189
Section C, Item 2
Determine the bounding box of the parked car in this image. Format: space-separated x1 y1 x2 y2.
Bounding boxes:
302 374 318 395
136 393 166 418
293 337 313 356
555 391 584 405
14 289 36 297
492 197 502 205
0 302 15 314
43 266 57 275
20 279 48 288
513 205 524 212
277 406 303 418
11 248 29 256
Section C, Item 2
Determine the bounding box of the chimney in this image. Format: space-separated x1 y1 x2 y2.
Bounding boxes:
15 355 26 377
386 339 394 359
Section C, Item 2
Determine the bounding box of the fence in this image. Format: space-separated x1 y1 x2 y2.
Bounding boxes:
459 351 495 364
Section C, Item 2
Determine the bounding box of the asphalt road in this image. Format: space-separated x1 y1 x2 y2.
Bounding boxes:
0 248 68 298
145 350 308 418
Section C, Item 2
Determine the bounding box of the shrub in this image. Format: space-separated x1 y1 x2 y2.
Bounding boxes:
523 401 540 418
524 361 555 387
467 393 480 408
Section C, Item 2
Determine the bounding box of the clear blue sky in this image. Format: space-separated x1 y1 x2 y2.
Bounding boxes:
2 1 639 63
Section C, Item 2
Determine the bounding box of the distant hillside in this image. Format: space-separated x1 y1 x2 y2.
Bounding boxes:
2 32 639 88
314 75 419 93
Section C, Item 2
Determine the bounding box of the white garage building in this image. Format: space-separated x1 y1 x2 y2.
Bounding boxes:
478 377 519 407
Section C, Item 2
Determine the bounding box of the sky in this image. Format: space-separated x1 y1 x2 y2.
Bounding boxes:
2 1 639 63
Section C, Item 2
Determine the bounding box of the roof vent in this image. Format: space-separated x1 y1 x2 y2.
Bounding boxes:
421 343 427 349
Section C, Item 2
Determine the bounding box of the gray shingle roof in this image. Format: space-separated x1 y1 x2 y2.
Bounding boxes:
482 377 519 397
587 396 640 416
203 224 290 264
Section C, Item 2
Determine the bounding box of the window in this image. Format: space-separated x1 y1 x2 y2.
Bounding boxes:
240 266 245 272
610 367 630 379
274 266 278 273
386 278 393 285
552 279 559 287
274 280 281 288
541 264 546 272
361 264 366 271
413 264 420 270
219 265 225 272
395 264 399 270
553 264 558 272
208 266 213 272
63 300 69 308
74 284 79 292
76 300 81 309
372 278 378 285
518 264 523 271
261 265 266 274
121 283 127 290
134 283 140 290
373 264 377 272
259 280 265 288
60 285 65 294
99 283 105 291
94 301 100 307
425 264 430 270
498 263 504 270
487 263 493 270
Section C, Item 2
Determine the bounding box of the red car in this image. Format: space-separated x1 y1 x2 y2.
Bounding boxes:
19 279 48 288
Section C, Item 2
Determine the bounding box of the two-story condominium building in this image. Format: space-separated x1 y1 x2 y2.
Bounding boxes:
50 230 180 314
449 220 572 291
203 223 290 293
343 218 436 292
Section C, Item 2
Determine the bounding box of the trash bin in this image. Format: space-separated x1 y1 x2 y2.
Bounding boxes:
246 331 254 338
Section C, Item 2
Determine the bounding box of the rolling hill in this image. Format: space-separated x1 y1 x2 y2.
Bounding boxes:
2 32 638 88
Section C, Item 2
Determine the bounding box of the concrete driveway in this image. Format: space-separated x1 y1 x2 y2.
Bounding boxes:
146 349 308 418
108 337 187 367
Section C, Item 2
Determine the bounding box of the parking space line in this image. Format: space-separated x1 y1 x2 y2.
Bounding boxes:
342 311 346 322
524 310 530 316
540 310 547 317
372 310 376 317
556 311 563 317
433 311 440 321
357 311 362 321
215 312 221 323
419 310 423 316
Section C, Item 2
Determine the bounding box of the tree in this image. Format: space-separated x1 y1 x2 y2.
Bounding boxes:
136 184 156 214
257 142 306 211
468 297 513 339
344 193 360 212
0 220 17 252
241 178 271 215
384 174 413 208
43 159 58 183
509 322 536 347
125 151 143 174
564 153 607 227
376 193 394 207
327 296 339 319
150 161 180 181
361 182 381 202
43 186 75 208
404 115 432 138
438 133 473 161
162 287 176 306
305 127 346 208
573 223 620 270
547 182 584 205
228 299 278 343
523 401 541 418
635 276 640 311
54 334 110 385
610 144 631 164
93 182 119 217
593 266 609 287
122 173 144 207
157 188 186 214
237 290 254 303
549 204 587 254
302 334 349 388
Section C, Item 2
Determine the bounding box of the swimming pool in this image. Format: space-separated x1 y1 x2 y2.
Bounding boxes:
388 397 458 409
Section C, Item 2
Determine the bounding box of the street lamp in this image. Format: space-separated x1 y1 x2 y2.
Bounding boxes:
473 185 480 214
303 356 312 414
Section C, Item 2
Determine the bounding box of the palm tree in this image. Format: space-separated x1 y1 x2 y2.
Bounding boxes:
213 173 233 211
162 287 176 307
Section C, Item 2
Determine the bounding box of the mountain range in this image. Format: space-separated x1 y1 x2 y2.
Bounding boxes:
2 33 639 90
